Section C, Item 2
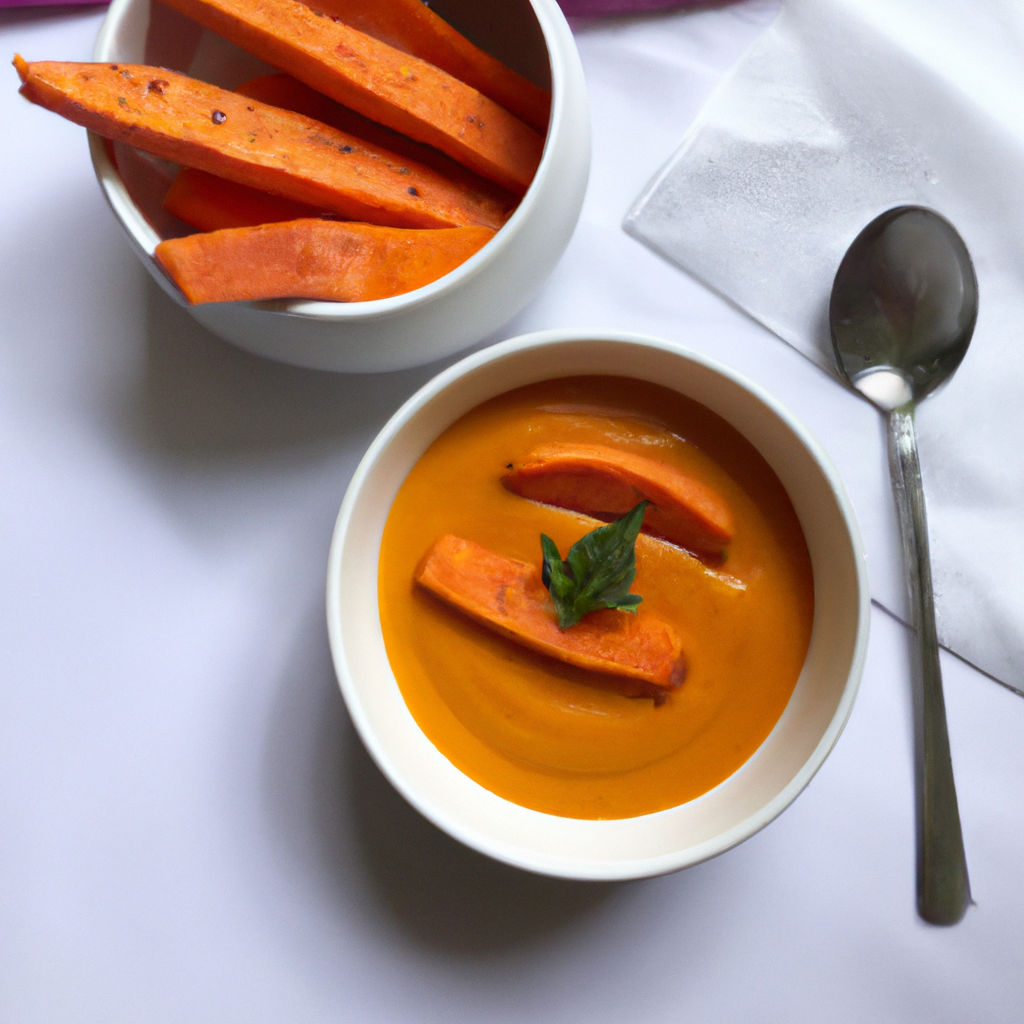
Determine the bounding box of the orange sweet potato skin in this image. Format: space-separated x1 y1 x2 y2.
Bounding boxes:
236 74 520 202
15 58 513 231
157 0 544 195
164 166 324 230
415 535 686 700
502 444 735 562
308 0 552 133
163 75 517 232
154 220 494 304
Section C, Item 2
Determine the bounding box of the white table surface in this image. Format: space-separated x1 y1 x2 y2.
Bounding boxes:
2 4 1023 1022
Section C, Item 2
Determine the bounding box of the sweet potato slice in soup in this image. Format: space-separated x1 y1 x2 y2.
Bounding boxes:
415 535 686 701
502 444 734 562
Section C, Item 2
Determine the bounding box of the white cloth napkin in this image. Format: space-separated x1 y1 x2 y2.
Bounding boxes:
625 0 1024 693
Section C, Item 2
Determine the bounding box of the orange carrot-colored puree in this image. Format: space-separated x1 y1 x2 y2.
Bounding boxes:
378 377 814 819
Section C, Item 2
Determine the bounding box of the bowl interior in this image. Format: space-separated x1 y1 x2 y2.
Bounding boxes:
327 333 869 880
92 0 553 311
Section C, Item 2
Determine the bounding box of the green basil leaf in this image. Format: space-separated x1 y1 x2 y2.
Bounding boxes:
541 533 579 627
540 501 649 629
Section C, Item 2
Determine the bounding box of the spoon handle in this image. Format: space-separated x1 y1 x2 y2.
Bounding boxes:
887 407 971 925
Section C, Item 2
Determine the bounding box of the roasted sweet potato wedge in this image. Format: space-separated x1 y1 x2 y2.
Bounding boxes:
502 444 734 563
155 220 494 304
163 73 518 231
305 0 551 133
14 58 513 230
157 0 544 195
163 167 324 231
415 535 686 701
235 73 521 202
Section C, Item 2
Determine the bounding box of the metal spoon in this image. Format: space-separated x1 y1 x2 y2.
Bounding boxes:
830 205 977 926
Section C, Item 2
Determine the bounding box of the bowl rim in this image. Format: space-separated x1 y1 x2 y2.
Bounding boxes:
90 0 574 320
326 329 871 879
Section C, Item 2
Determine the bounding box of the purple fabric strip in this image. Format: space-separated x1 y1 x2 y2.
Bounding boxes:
0 0 107 7
558 0 700 13
1 0 702 12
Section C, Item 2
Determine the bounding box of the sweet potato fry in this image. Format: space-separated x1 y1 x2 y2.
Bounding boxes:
164 167 323 230
156 0 544 195
502 444 735 563
154 220 494 304
415 535 686 700
235 73 521 198
163 74 517 231
305 0 551 133
14 58 514 230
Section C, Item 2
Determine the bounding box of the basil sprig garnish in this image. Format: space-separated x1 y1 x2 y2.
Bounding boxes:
540 501 649 629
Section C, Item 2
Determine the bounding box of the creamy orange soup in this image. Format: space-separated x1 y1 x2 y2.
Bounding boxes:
378 377 814 819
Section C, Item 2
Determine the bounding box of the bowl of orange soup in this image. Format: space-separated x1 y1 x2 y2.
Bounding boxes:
326 330 869 879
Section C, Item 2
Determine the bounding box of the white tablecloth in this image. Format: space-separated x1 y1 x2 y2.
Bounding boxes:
2 4 1023 1021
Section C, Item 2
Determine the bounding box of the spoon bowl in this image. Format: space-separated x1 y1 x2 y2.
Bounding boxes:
830 205 978 926
831 206 978 409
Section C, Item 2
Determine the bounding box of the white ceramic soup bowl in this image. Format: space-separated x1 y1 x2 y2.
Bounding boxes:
326 330 869 880
90 0 589 372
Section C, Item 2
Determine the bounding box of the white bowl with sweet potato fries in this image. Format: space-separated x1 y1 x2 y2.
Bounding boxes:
326 330 870 879
19 0 588 371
